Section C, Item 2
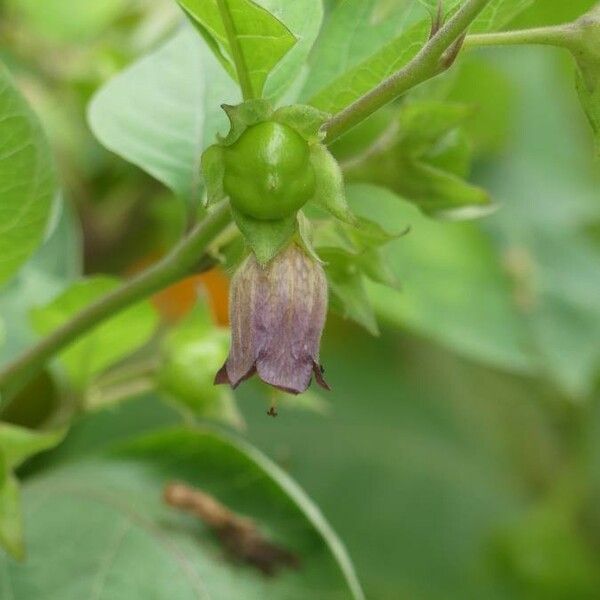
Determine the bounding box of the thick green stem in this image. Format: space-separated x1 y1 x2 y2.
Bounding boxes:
465 24 577 50
323 0 494 144
0 202 231 401
216 0 255 100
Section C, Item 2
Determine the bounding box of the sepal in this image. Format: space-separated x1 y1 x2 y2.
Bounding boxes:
201 144 226 206
309 143 356 224
231 206 297 265
219 100 274 146
273 105 330 142
295 211 322 263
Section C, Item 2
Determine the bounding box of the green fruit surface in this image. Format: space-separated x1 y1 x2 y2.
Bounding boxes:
224 121 315 220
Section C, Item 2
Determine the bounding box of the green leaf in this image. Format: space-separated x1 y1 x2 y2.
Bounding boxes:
311 218 358 255
273 104 330 142
300 0 425 103
447 56 516 156
347 215 406 249
0 423 65 560
396 101 474 153
231 207 297 264
306 0 533 114
88 27 239 204
477 49 600 397
417 0 535 34
0 472 23 560
258 0 324 99
315 211 400 330
321 248 379 336
0 422 66 471
470 0 535 33
30 276 159 390
158 305 244 429
526 236 600 398
346 184 534 373
0 65 56 286
177 0 297 99
355 248 401 289
0 198 80 423
309 19 429 114
495 501 600 595
6 0 126 42
310 203 402 253
311 206 402 300
310 143 355 224
340 101 493 217
0 197 81 368
0 428 364 599
240 321 564 598
395 159 492 217
509 0 597 28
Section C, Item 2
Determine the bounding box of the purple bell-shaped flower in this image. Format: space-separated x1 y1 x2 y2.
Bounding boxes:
215 244 329 394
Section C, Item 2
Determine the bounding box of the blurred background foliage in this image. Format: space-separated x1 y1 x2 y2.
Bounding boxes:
1 0 600 598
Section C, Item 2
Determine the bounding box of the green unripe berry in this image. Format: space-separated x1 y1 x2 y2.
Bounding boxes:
223 121 316 221
159 329 229 414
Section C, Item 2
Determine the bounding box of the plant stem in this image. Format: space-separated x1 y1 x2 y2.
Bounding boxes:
323 0 494 144
0 202 231 401
465 24 576 50
216 0 255 100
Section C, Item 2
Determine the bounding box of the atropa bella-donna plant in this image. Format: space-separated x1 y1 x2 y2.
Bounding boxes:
6 0 558 406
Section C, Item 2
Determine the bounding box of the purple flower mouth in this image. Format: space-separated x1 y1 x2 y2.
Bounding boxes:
215 244 330 395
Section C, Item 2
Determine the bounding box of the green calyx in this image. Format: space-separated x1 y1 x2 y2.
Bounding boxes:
223 121 316 221
201 100 357 264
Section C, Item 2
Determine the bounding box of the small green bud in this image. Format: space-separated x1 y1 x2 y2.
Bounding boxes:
157 305 244 429
223 121 316 221
159 329 230 414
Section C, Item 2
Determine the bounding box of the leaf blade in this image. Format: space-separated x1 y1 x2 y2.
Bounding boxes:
346 183 534 372
0 473 23 561
177 0 297 98
0 65 56 285
1 428 364 599
30 276 159 390
88 27 239 205
0 423 66 471
306 0 534 114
